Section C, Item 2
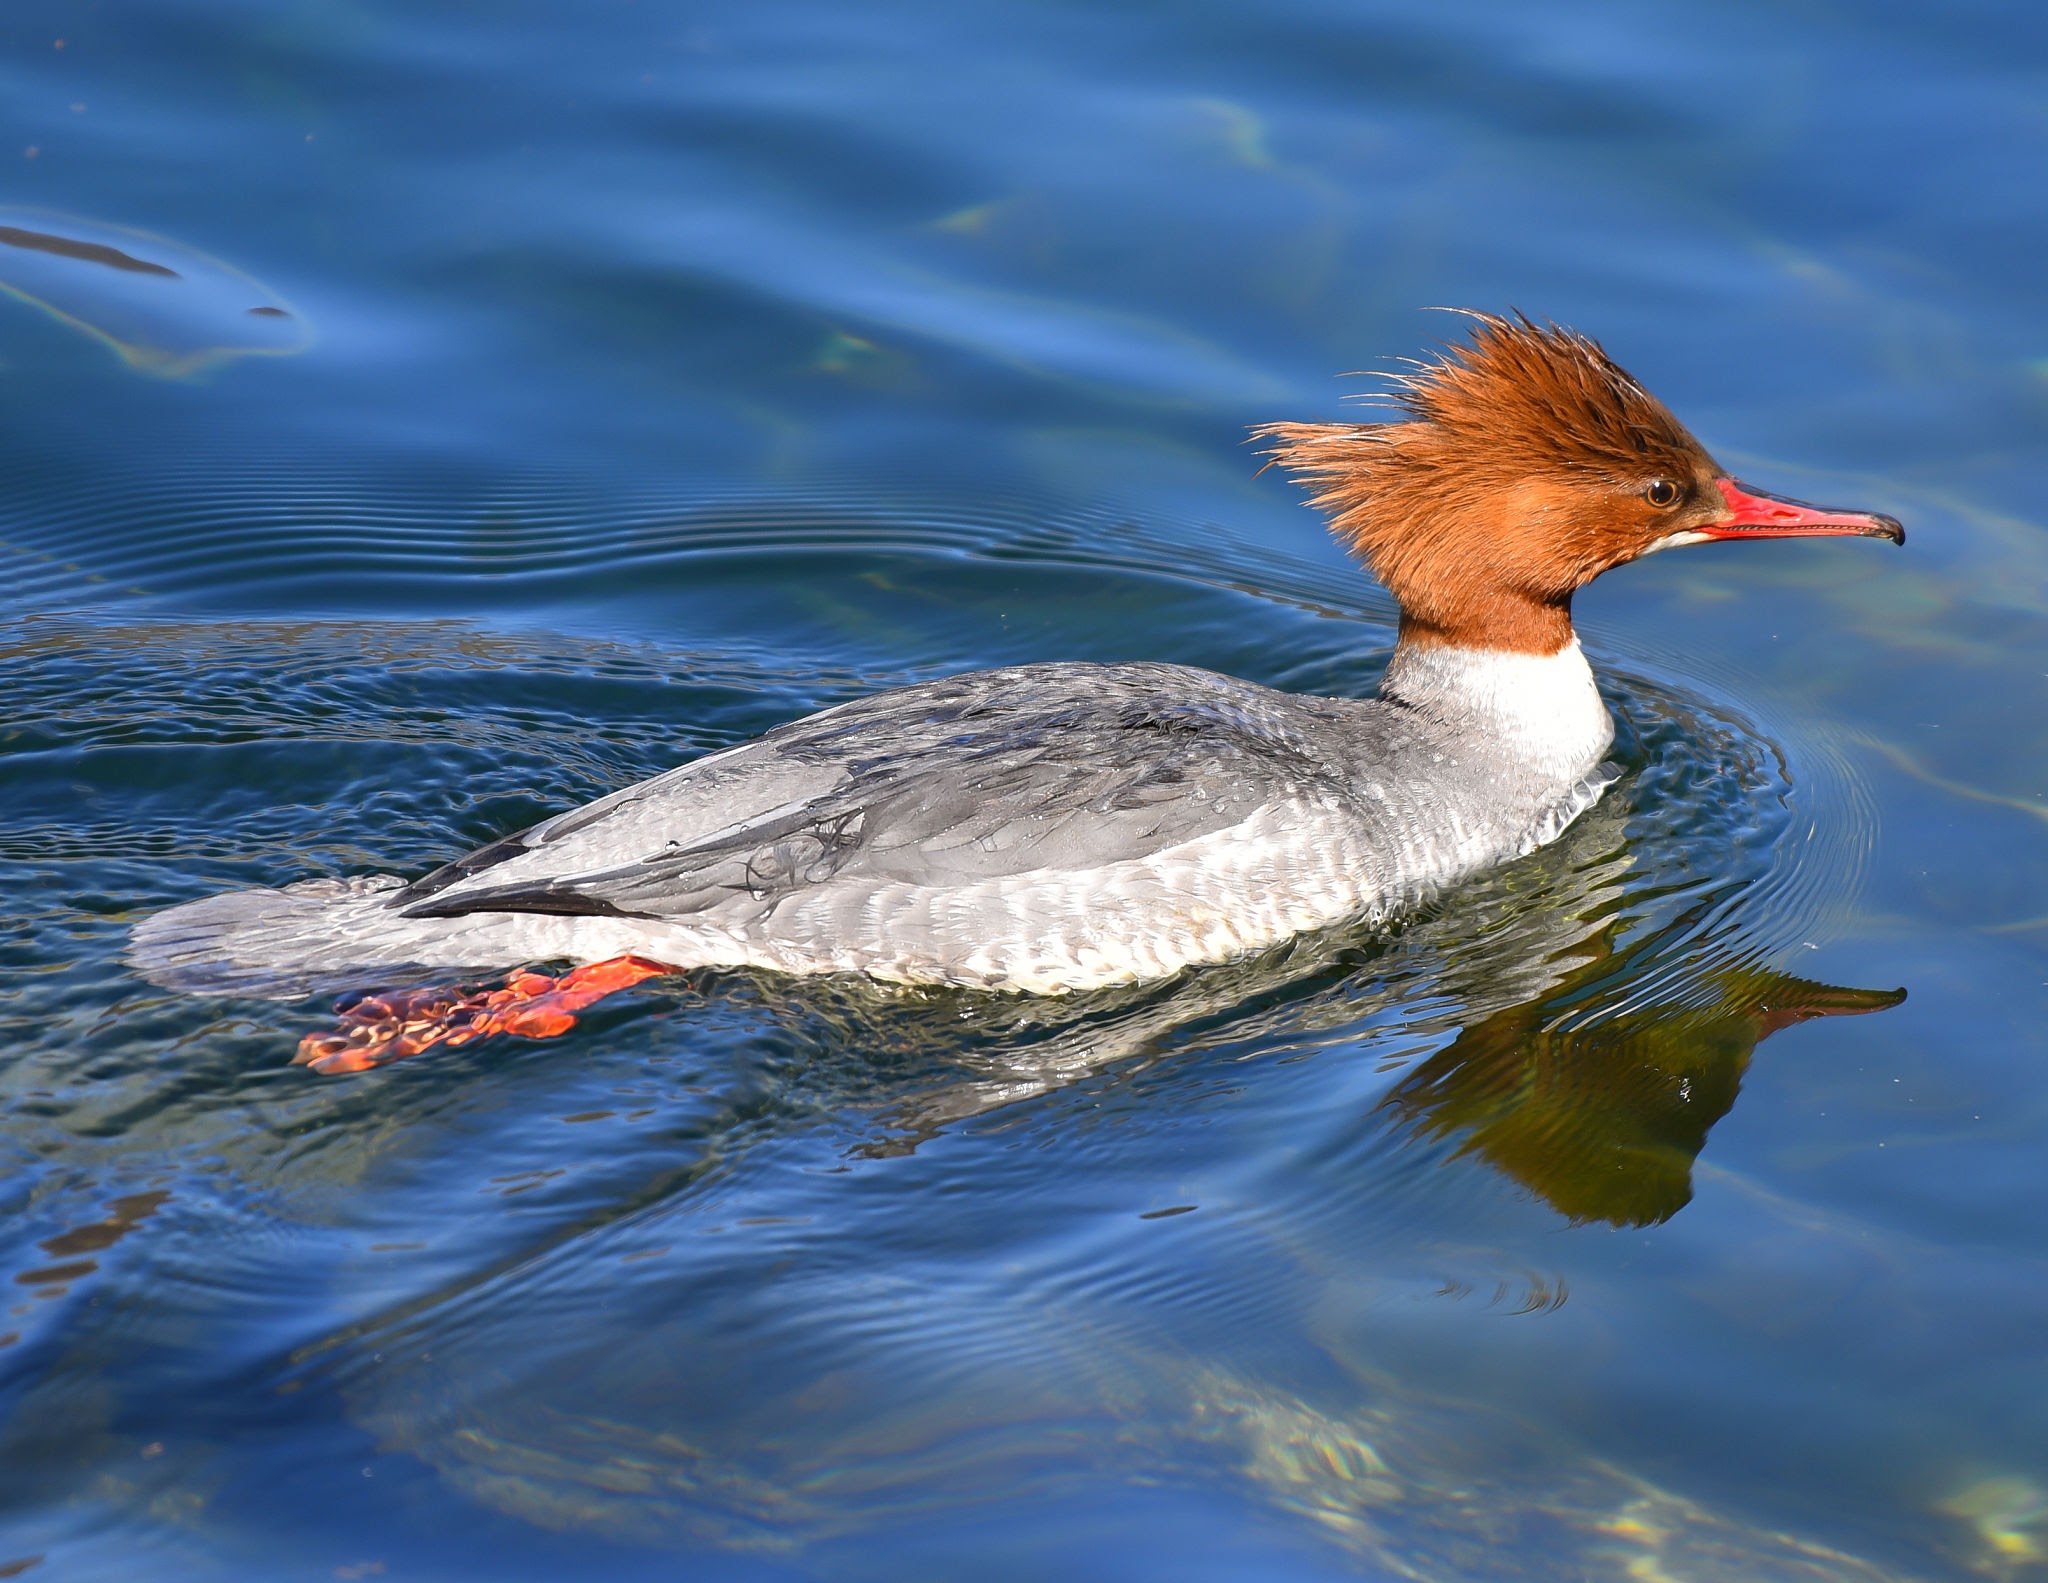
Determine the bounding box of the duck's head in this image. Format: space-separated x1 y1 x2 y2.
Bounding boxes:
1255 312 1903 654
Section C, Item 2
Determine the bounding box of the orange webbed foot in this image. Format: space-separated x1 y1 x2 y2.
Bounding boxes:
293 955 675 1074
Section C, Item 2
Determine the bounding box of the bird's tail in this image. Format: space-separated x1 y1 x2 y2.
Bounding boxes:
127 874 470 999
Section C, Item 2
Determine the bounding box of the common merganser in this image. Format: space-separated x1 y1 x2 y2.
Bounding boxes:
129 313 1902 1070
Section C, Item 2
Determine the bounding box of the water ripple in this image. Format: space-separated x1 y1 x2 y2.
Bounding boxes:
0 483 1902 1566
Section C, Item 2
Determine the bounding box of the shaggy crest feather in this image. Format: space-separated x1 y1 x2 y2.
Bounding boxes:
1253 311 1723 652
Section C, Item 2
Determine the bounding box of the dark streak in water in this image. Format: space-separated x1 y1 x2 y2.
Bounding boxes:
0 224 179 278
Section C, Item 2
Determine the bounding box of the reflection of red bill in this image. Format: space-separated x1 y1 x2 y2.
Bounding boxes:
294 955 675 1074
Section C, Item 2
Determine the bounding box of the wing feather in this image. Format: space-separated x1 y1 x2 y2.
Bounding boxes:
393 663 1350 924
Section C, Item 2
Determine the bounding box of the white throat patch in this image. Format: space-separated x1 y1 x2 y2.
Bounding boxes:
1379 638 1616 780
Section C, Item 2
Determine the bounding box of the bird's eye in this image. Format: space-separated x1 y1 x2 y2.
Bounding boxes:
1644 479 1683 509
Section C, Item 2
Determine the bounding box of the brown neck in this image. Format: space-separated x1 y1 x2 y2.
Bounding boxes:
1394 592 1576 656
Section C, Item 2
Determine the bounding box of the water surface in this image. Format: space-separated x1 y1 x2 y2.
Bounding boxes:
2 2 2045 1579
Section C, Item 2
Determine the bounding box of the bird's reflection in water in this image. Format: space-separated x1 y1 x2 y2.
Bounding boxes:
1376 917 1903 1226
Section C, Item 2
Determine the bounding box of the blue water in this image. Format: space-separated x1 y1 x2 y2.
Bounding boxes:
3 2 2046 1578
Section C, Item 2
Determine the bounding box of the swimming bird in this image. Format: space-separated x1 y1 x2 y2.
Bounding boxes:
129 313 1902 1069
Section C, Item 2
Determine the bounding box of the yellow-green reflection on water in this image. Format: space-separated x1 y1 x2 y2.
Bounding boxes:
0 209 311 378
